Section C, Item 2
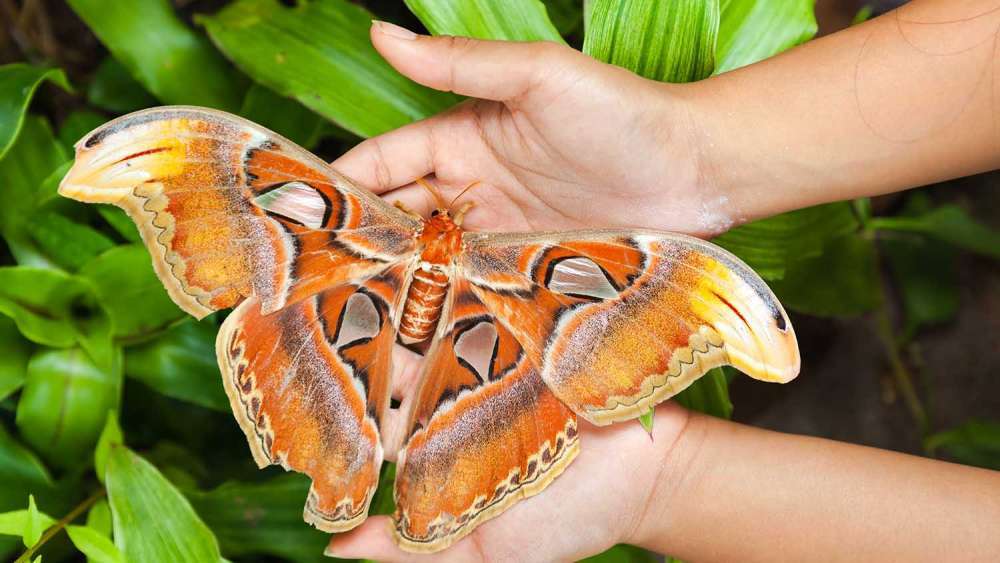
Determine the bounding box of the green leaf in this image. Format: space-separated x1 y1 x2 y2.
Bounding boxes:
15 347 122 468
369 462 397 516
925 420 1000 470
95 412 124 484
0 318 32 401
581 544 658 563
675 367 733 419
25 212 115 272
86 57 158 114
239 85 328 149
0 115 69 251
0 64 71 160
584 0 719 83
870 204 1000 260
405 0 564 41
124 321 228 411
638 408 654 433
106 445 223 562
24 495 44 548
714 202 860 280
544 0 584 37
199 0 459 138
771 233 880 317
79 244 184 339
96 206 141 244
715 0 816 74
852 5 874 25
68 0 244 111
183 474 328 563
0 424 54 510
883 235 958 339
0 507 54 538
86 499 112 538
0 267 113 366
67 525 124 563
58 111 107 154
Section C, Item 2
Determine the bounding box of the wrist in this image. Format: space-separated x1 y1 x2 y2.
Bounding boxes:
620 403 703 551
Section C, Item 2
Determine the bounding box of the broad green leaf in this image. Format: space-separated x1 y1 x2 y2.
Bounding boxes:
25 212 115 272
96 206 141 244
58 111 107 154
184 474 328 563
853 5 874 25
771 233 880 317
79 245 183 340
714 202 859 280
199 0 459 138
239 85 328 149
405 0 564 41
68 0 244 111
925 420 1000 471
67 525 124 563
883 235 958 340
0 318 32 401
86 499 112 538
0 116 69 251
36 160 73 206
15 347 122 468
584 0 719 83
0 267 109 347
86 58 158 114
0 64 71 160
0 425 54 510
24 495 44 548
0 508 54 538
674 367 733 419
582 544 658 563
94 412 124 484
715 0 816 74
106 445 223 562
870 204 1000 260
124 321 228 411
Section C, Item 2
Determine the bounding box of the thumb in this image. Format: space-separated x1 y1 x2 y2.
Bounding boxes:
370 20 573 103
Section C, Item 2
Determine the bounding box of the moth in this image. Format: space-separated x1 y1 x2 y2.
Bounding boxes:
59 107 800 553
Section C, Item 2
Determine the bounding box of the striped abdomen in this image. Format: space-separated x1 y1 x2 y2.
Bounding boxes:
399 263 449 344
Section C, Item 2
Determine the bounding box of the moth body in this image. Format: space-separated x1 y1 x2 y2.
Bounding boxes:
399 209 463 344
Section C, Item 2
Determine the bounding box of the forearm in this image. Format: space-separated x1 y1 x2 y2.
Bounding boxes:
630 411 1000 561
682 0 1000 222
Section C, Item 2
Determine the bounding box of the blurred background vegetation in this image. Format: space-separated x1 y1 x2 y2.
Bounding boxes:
0 0 997 561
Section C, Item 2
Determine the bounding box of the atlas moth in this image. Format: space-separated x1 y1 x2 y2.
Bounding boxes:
59 107 799 553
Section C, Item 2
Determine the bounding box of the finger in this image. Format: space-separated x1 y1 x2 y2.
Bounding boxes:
325 515 481 562
370 20 574 105
391 344 423 400
331 117 437 194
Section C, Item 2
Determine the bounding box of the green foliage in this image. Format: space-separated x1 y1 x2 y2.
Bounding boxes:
199 0 459 137
106 444 223 562
584 0 719 83
0 1 997 562
67 0 244 110
406 0 564 41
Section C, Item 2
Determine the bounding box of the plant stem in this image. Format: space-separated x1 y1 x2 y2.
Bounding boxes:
875 301 929 437
15 488 106 563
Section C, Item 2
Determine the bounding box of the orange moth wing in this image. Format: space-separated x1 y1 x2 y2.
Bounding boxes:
460 230 799 425
394 277 578 552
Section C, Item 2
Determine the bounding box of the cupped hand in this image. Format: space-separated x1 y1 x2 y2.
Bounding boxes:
332 21 731 237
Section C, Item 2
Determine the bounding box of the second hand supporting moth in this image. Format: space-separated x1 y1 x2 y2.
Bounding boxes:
59 106 800 554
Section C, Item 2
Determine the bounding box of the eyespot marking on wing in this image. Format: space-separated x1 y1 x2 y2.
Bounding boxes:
544 257 619 300
253 181 331 229
334 291 381 348
453 320 499 382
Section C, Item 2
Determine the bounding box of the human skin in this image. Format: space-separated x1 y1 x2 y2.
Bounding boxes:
325 1 1000 561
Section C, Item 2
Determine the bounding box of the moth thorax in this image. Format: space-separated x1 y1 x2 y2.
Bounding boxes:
399 262 450 344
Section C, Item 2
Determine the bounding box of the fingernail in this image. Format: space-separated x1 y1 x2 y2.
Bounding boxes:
372 20 418 40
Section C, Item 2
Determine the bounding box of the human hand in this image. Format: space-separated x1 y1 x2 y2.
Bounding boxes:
326 400 691 562
332 21 733 237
